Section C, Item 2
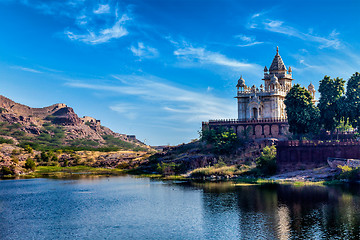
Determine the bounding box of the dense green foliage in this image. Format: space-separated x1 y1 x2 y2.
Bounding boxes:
0 137 13 144
1 166 15 176
345 72 360 129
336 120 353 132
255 146 277 176
0 120 146 152
337 165 360 181
190 164 242 178
102 135 147 151
318 76 346 133
284 84 320 138
24 145 33 153
24 158 36 171
201 128 240 154
156 162 186 175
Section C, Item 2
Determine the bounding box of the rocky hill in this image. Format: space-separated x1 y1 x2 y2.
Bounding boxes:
0 95 148 151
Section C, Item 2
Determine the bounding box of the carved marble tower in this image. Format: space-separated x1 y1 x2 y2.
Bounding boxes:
236 47 293 121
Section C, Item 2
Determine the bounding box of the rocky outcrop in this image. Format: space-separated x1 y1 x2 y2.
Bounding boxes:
0 94 146 149
51 107 82 126
64 125 105 142
0 95 67 118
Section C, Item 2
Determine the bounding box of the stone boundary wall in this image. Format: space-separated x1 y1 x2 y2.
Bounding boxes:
203 118 289 139
276 140 360 172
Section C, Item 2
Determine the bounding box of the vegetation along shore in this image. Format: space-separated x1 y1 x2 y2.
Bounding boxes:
2 72 360 184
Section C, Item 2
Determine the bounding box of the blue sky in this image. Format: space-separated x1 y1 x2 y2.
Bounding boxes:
0 0 360 145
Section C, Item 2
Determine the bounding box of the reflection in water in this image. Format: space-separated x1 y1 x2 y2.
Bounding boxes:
1 177 360 239
198 182 360 239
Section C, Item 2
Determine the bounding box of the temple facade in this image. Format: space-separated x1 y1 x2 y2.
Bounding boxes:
236 47 291 121
203 47 316 140
235 47 315 121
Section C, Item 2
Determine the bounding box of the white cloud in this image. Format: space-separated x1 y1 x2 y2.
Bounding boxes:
65 15 130 44
249 12 341 49
11 66 43 73
237 42 263 47
93 4 110 14
174 46 258 69
110 103 138 120
234 34 263 47
130 42 159 59
235 34 254 42
66 75 235 123
17 0 131 45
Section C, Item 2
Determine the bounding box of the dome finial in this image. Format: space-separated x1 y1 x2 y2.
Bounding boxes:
276 46 279 54
308 82 315 92
237 75 246 88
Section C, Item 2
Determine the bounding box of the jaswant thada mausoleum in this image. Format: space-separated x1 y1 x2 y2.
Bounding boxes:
203 47 316 139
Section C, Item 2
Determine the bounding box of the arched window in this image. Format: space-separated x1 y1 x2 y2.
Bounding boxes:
252 108 258 119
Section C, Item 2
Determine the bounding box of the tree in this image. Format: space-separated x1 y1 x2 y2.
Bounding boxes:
284 84 320 138
24 145 33 154
24 158 36 171
200 127 239 154
318 76 345 135
346 72 360 129
256 145 277 176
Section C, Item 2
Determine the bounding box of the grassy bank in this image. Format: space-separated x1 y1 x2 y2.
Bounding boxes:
0 165 352 186
24 166 126 178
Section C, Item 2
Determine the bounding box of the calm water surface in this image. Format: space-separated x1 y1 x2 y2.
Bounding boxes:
1 176 360 240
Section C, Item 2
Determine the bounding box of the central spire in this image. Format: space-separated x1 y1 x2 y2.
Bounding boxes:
269 46 286 72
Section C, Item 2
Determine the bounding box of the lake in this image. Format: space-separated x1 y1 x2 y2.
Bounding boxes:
0 176 359 239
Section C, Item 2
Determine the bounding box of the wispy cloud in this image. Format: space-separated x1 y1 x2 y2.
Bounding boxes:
93 4 110 14
249 12 341 49
130 42 159 59
109 103 138 120
292 54 358 79
234 34 263 47
11 65 43 73
174 45 259 69
17 0 131 45
65 14 130 44
66 75 235 122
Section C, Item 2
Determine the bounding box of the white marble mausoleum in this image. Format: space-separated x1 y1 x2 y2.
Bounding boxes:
235 47 316 121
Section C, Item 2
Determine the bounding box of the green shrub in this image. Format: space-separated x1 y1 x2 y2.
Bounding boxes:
200 128 240 154
0 137 13 144
1 166 15 175
116 162 130 169
255 146 277 176
7 123 21 130
70 139 99 147
11 131 25 137
103 135 134 149
24 145 33 153
40 151 52 162
337 165 360 181
156 162 186 175
190 165 240 178
42 122 52 127
50 161 59 167
24 158 36 171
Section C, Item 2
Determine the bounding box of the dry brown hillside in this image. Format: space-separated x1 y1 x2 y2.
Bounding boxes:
0 95 150 151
